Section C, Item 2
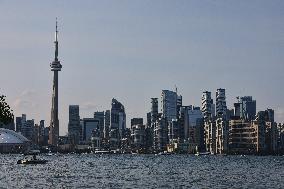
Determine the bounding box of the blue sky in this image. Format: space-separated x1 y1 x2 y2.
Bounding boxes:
0 1 283 135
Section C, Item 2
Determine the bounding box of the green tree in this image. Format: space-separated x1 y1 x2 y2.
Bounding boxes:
0 95 14 125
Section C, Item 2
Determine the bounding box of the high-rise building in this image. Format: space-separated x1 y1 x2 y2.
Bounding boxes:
94 111 105 138
153 118 168 152
16 116 22 132
146 112 151 128
68 105 80 144
201 91 216 153
22 119 34 141
104 110 110 139
168 119 179 143
147 98 159 149
201 91 215 120
151 98 159 128
131 124 146 150
110 98 126 138
176 95 182 118
235 96 256 121
216 88 227 118
38 120 45 146
131 118 143 127
81 118 100 142
161 90 177 121
49 20 62 146
215 88 228 154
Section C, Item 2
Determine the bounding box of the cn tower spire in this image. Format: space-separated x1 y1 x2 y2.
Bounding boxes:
55 17 59 61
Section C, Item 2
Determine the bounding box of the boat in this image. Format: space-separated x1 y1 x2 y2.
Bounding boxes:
17 158 48 164
195 152 210 156
17 150 48 164
156 151 172 155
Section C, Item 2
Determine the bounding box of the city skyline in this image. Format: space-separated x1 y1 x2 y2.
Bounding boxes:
0 1 283 135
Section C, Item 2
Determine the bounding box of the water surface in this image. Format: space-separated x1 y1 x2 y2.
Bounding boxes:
0 154 283 188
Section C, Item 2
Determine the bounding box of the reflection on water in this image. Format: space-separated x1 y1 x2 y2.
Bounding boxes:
0 154 283 188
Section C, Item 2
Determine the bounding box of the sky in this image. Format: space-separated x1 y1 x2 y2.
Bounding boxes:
0 0 283 135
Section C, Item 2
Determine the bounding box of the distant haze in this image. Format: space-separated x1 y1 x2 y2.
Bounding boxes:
0 1 283 135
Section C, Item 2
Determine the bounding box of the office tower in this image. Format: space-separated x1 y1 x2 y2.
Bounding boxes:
201 91 215 120
94 111 105 138
81 118 100 142
110 98 126 138
151 98 159 128
104 110 110 139
131 118 143 127
215 88 228 154
68 105 80 145
146 112 151 128
16 117 22 132
131 124 146 151
91 125 101 151
263 109 277 153
201 91 216 153
235 96 256 121
188 106 203 149
150 98 159 149
153 118 168 152
38 120 45 146
22 119 34 141
49 20 62 146
216 89 227 118
176 95 182 118
168 119 179 142
161 90 177 121
179 106 190 140
34 124 39 144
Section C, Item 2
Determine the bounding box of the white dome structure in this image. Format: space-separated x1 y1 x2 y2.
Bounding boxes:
0 128 30 153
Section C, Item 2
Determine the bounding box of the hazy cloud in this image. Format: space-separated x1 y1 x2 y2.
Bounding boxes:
275 107 284 123
13 89 38 111
80 102 97 111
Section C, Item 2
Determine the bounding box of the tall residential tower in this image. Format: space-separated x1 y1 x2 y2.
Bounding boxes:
49 20 62 146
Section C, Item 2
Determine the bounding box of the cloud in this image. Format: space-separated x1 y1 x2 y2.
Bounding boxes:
12 89 38 111
80 102 97 111
275 107 284 123
20 89 36 97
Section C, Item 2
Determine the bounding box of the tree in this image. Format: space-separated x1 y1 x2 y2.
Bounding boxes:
0 95 14 125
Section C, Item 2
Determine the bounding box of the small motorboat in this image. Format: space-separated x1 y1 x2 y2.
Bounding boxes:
17 158 48 164
195 152 210 156
17 150 48 164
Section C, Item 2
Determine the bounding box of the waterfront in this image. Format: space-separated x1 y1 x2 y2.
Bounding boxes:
0 154 283 188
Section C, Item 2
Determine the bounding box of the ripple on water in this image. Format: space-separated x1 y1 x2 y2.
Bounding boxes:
0 154 284 188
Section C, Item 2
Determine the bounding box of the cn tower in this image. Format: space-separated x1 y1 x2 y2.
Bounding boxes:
49 19 62 146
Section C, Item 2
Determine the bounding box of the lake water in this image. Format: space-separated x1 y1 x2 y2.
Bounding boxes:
0 154 283 188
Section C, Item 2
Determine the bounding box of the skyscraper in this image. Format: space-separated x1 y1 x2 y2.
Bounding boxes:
104 110 110 139
110 98 126 138
68 105 80 144
161 90 177 121
201 91 216 153
49 19 62 146
215 88 228 154
201 91 215 120
151 98 159 129
216 88 227 118
234 96 256 121
94 111 105 138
